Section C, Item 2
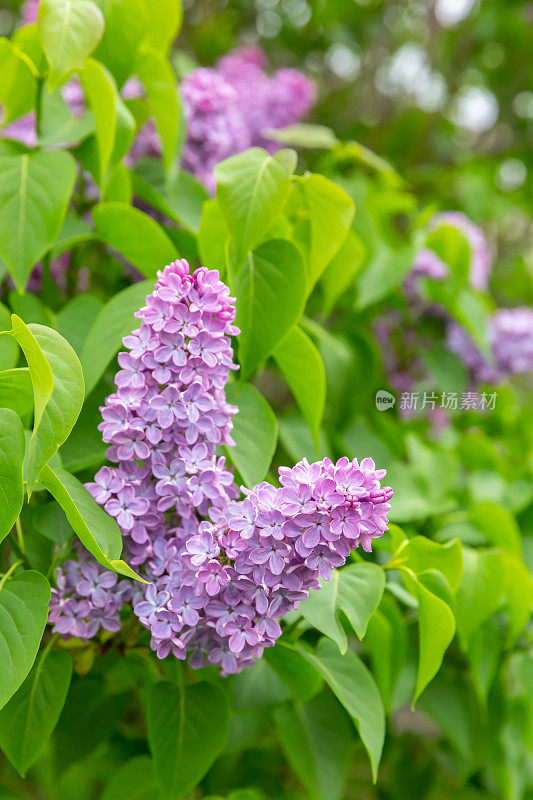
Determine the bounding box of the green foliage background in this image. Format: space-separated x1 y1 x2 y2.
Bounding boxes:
0 1 531 799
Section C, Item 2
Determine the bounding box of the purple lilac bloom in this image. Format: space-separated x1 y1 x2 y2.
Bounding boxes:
447 307 533 383
180 68 251 194
406 211 492 301
129 46 315 192
51 261 392 676
217 46 315 154
20 0 39 24
48 547 132 640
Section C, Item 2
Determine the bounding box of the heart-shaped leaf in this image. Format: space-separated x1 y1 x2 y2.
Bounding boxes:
0 571 50 711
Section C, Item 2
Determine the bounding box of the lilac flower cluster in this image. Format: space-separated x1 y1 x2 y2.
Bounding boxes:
447 307 533 383
159 46 314 193
49 548 132 640
217 46 316 152
406 211 492 301
49 260 392 674
130 455 391 674
180 68 251 193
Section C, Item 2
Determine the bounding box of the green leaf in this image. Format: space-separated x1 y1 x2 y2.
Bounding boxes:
215 148 297 261
0 39 36 126
468 501 522 557
51 214 94 257
38 85 96 148
0 369 33 416
92 202 177 277
274 692 354 800
297 638 385 781
401 569 456 703
295 174 355 287
273 325 325 446
454 548 503 648
390 537 463 593
102 755 157 800
81 58 117 188
18 322 84 492
8 316 53 490
132 163 208 234
81 279 153 395
299 572 347 654
355 244 415 310
0 303 19 371
336 562 386 639
264 123 338 150
499 551 533 644
365 596 407 711
0 571 50 711
56 294 103 356
235 239 307 380
38 463 142 580
198 198 229 269
137 47 180 173
225 383 277 488
321 229 365 315
0 408 25 544
37 0 104 89
299 563 384 651
139 0 182 52
93 0 147 86
264 640 322 703
148 681 229 800
0 649 72 776
0 148 76 290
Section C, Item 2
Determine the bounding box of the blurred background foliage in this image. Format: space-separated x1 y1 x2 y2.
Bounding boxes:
0 1 532 800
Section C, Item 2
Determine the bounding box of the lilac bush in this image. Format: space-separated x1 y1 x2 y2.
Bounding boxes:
447 306 533 383
406 211 492 300
49 260 392 674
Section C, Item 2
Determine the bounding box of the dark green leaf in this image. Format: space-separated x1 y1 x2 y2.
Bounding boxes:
0 649 72 776
148 680 229 800
297 638 385 781
225 383 277 488
274 692 354 800
264 640 322 703
0 571 50 711
102 755 157 800
0 408 25 544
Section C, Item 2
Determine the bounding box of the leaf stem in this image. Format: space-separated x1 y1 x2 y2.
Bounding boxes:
0 559 24 590
15 517 26 555
35 76 44 139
